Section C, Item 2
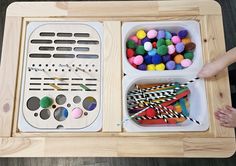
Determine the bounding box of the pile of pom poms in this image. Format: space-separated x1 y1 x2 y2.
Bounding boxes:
126 29 196 71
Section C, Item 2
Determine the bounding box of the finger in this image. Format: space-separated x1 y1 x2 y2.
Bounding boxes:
220 122 232 128
225 105 236 112
219 117 229 123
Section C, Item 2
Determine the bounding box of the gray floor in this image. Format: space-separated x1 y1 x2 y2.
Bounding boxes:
0 0 235 165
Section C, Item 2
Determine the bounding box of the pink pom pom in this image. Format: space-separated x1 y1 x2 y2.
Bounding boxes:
137 39 142 45
171 36 181 44
147 29 158 39
168 45 175 55
181 59 192 67
129 35 139 43
128 57 135 64
133 55 144 65
72 108 83 119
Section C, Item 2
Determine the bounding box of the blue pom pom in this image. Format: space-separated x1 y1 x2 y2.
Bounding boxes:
144 55 152 64
165 31 172 39
152 55 162 64
148 49 157 56
141 37 150 45
178 30 188 39
175 64 183 70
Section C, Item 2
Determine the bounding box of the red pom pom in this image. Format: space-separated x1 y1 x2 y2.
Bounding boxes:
146 108 156 117
126 48 135 58
152 42 157 48
131 63 137 68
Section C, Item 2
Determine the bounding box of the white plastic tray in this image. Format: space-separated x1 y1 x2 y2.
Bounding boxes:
122 21 209 132
122 21 203 76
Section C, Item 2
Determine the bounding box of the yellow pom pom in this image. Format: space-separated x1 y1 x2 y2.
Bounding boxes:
155 63 165 71
182 38 191 45
136 30 146 40
147 64 155 71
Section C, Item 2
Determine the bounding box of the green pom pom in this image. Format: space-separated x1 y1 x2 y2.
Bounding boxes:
184 52 194 60
126 40 136 49
157 45 168 56
136 45 146 55
165 39 172 46
40 96 53 108
157 39 166 47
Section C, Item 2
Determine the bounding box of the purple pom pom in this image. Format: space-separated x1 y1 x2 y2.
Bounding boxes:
152 55 162 64
144 55 152 64
171 32 177 36
166 61 176 70
175 42 185 53
162 54 171 63
157 30 165 39
178 30 188 39
141 37 150 45
138 63 147 70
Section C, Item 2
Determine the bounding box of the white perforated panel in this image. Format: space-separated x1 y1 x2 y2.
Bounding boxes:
18 22 103 132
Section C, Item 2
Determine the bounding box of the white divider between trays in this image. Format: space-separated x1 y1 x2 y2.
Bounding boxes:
122 75 209 132
122 21 203 77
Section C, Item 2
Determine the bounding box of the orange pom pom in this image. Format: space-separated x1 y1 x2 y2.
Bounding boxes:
182 38 191 45
174 54 184 64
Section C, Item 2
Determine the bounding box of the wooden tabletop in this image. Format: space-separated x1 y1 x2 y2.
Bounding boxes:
0 1 235 157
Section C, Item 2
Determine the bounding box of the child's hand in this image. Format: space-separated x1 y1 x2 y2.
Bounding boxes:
197 60 225 78
215 105 236 128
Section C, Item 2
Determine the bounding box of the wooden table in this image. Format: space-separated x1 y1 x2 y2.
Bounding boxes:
0 1 235 157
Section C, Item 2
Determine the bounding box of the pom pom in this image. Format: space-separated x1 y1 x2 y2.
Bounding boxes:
152 55 162 64
128 57 135 64
147 29 158 39
138 63 147 70
129 35 139 43
155 63 165 71
157 30 165 39
168 45 175 55
157 45 168 56
185 42 196 51
181 59 192 67
152 42 157 48
162 54 171 63
148 49 157 56
166 60 176 70
174 54 184 64
146 108 156 117
136 29 146 39
126 48 135 58
133 55 144 65
147 64 155 71
182 38 191 45
171 36 181 44
165 31 172 39
131 63 137 68
144 55 153 64
141 37 150 45
178 30 188 39
135 45 146 55
144 42 153 51
165 39 172 46
175 64 183 70
171 32 177 36
175 42 185 53
126 40 136 49
184 52 194 60
157 38 166 47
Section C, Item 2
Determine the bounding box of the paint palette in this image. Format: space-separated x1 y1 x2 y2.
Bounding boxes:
122 21 209 132
18 22 103 131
